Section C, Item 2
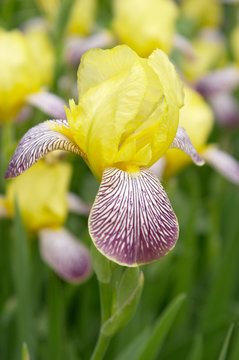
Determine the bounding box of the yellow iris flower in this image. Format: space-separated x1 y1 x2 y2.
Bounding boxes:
161 86 239 186
164 86 213 177
5 160 71 232
112 0 179 56
181 0 222 28
231 25 239 66
6 45 204 266
180 35 227 83
2 159 92 283
0 28 54 122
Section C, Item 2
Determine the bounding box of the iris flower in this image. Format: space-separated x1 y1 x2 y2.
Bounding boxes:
1 158 92 283
5 45 204 266
154 86 239 185
0 27 65 123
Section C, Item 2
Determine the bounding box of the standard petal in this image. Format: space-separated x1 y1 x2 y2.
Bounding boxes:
202 146 239 185
26 91 67 119
170 126 205 166
89 167 179 266
39 228 92 284
5 120 85 178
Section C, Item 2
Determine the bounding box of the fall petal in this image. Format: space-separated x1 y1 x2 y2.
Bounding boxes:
89 167 179 266
39 228 92 284
209 93 239 127
170 126 205 166
202 147 239 185
67 192 91 216
27 91 67 119
195 66 239 96
150 157 166 179
5 120 85 178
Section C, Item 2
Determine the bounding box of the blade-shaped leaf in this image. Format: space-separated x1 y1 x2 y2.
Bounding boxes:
138 293 186 360
218 324 234 360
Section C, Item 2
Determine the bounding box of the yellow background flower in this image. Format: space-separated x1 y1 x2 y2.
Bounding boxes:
0 28 54 122
5 160 71 232
164 86 214 177
112 0 178 56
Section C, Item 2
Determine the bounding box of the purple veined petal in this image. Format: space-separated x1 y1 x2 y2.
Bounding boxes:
67 192 91 216
5 119 85 179
89 167 179 266
26 91 67 119
195 66 239 97
202 147 239 185
150 157 166 179
209 93 239 128
39 227 93 284
173 34 196 60
65 32 115 65
170 126 205 166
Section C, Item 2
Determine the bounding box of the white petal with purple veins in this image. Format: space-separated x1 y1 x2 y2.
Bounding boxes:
202 147 239 185
170 126 205 166
5 120 84 178
39 228 92 284
89 167 179 266
27 92 67 119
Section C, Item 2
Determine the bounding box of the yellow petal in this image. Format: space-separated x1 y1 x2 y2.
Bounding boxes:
6 160 71 232
112 0 178 56
0 29 41 122
77 44 139 98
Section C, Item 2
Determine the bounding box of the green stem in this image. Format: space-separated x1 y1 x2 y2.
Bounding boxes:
90 282 112 360
0 122 14 191
90 331 110 360
99 282 111 323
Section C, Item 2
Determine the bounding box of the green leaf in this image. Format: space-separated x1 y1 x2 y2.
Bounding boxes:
101 268 144 336
116 328 151 360
22 343 30 360
91 244 112 283
187 334 203 360
138 293 186 360
218 324 234 360
12 201 33 356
